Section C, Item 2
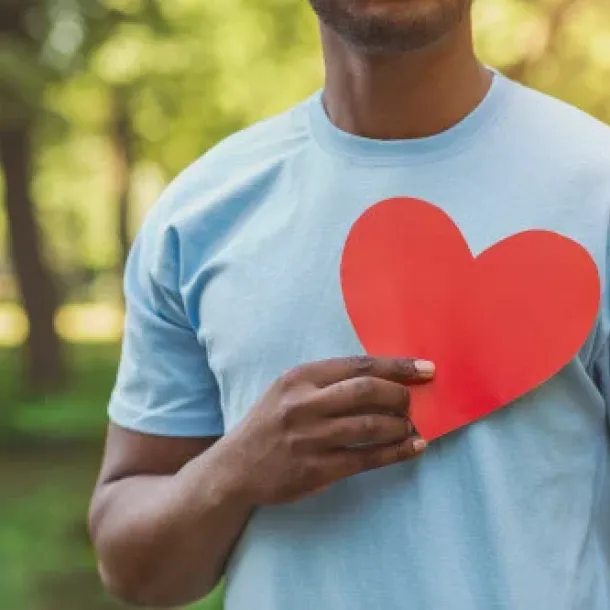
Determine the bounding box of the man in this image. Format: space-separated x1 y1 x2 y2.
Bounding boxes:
89 1 610 608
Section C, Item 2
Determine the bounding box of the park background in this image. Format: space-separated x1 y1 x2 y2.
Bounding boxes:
0 0 609 608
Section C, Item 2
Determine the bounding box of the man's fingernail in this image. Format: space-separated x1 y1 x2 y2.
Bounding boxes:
414 360 435 377
413 438 428 453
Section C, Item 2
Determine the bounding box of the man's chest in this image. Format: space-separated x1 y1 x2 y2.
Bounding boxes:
183 169 610 430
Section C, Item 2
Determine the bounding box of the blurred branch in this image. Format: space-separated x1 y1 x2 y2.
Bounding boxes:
111 88 134 273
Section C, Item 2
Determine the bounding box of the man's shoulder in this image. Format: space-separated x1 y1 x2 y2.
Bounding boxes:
504 75 610 172
145 98 312 229
200 100 312 172
132 98 313 278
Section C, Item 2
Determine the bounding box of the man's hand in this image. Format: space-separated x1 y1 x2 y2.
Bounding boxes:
223 355 435 505
90 355 434 606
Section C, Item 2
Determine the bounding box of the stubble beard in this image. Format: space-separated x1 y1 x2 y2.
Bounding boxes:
309 0 471 54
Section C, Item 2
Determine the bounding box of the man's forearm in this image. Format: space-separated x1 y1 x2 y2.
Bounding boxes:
90 440 255 607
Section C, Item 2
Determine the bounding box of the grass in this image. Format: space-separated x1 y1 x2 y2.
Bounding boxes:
1 343 119 443
0 343 224 610
0 446 126 610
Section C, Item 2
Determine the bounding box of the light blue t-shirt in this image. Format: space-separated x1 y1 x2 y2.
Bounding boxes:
109 70 610 610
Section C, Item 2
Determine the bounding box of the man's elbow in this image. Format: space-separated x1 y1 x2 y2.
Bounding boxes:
95 548 217 608
88 493 218 606
97 556 200 608
90 518 166 606
97 559 151 607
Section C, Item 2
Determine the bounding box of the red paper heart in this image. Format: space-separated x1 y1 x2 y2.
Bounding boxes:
341 197 600 440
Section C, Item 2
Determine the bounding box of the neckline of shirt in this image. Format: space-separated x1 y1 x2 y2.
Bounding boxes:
306 67 514 165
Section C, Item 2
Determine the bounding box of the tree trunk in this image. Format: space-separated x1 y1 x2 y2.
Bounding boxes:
0 122 66 393
112 91 134 272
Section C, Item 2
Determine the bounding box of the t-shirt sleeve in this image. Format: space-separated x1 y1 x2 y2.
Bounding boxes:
108 220 224 438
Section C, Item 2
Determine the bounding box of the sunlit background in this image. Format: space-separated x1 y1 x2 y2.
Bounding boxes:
1 0 609 608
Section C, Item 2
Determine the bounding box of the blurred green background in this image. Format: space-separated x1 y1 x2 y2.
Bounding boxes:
0 0 608 608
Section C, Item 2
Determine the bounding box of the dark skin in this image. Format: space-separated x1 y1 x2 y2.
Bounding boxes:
314 0 492 139
90 0 490 606
91 357 432 606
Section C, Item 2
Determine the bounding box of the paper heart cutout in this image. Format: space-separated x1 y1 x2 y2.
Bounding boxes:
341 197 600 440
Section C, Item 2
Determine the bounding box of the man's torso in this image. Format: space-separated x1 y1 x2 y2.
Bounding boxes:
141 72 610 609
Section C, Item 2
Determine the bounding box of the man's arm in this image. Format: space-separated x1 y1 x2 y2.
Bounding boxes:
89 356 432 608
89 425 254 607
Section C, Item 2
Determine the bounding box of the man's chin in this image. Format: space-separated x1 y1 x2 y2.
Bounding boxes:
311 0 469 54
345 0 447 21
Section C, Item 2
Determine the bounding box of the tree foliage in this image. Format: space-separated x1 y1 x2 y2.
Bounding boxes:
0 0 608 343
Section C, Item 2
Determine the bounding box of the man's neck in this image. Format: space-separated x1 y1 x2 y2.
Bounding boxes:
319 17 492 141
